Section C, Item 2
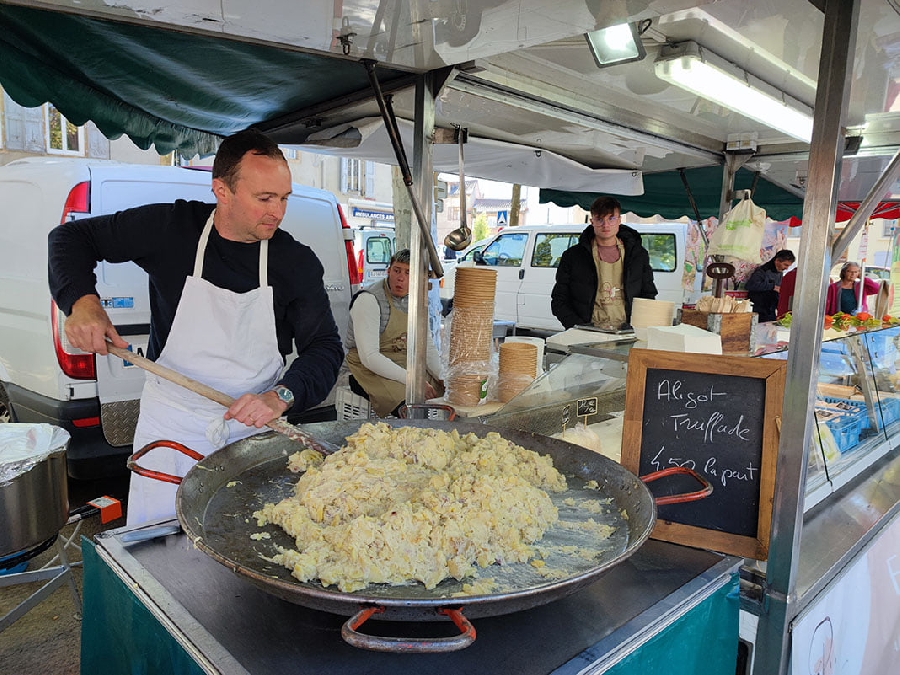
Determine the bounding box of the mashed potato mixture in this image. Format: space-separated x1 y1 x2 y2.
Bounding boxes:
254 422 568 592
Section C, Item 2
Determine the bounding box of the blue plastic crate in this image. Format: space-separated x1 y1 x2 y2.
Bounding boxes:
822 396 870 430
824 414 862 454
876 396 900 427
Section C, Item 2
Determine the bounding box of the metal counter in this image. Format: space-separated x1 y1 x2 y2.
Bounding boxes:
85 524 740 675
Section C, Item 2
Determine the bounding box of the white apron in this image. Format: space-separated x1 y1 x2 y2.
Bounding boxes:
126 212 283 526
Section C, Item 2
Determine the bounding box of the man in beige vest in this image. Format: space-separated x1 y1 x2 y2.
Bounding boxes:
345 249 443 416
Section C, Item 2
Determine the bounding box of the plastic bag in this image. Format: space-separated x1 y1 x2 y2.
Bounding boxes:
707 197 766 263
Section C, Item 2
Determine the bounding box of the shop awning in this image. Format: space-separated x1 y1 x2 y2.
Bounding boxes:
539 166 804 222
0 4 409 156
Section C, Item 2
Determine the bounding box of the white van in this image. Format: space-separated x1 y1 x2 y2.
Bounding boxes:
353 226 395 285
0 157 355 479
462 223 699 332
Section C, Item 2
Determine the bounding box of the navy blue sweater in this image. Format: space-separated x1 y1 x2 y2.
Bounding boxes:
48 200 343 413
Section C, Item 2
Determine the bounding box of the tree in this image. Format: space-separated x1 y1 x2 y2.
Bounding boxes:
473 213 489 241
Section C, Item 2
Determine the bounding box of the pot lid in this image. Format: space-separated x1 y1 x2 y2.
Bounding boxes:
0 424 70 483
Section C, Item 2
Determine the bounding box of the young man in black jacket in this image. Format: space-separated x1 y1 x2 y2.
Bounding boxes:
551 196 657 329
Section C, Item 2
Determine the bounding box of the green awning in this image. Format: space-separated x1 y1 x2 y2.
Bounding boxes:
540 166 804 222
0 5 408 157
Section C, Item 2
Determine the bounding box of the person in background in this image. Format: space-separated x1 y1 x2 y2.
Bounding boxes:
776 267 797 319
825 262 880 315
745 249 795 322
345 249 443 416
551 196 657 330
48 129 343 526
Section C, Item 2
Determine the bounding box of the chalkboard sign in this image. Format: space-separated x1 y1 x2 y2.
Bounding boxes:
623 350 786 560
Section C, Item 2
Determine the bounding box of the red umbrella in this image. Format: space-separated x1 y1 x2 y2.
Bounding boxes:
785 202 900 225
836 201 900 222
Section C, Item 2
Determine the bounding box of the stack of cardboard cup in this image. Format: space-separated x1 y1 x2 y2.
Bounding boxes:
497 341 538 403
446 267 497 406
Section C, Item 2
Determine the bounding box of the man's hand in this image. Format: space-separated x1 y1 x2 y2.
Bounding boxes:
774 285 781 293
225 390 289 428
65 295 128 355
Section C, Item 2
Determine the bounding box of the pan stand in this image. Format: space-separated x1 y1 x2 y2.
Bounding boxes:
0 495 122 631
0 536 81 632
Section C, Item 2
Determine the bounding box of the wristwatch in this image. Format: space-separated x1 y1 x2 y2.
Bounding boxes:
272 385 294 408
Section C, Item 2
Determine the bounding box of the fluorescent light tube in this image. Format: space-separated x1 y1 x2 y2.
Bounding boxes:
655 43 814 143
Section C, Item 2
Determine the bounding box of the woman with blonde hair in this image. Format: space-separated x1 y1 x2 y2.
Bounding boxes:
825 262 880 315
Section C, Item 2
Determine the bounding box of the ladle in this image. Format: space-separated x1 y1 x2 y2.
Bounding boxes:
444 126 472 252
106 344 339 455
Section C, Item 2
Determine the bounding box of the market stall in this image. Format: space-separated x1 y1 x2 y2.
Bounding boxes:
4 1 900 674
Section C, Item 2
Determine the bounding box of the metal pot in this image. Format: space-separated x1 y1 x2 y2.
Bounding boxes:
0 439 69 558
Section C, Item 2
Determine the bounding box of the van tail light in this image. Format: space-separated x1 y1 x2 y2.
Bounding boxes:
338 204 362 286
357 250 364 277
51 300 96 380
61 182 90 223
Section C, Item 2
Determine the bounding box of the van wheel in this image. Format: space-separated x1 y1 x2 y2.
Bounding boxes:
0 383 15 424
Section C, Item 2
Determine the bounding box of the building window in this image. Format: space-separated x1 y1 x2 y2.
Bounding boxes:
45 104 84 155
341 158 363 193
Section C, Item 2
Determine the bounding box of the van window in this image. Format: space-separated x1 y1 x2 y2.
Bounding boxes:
532 233 578 268
481 233 529 266
640 233 677 273
366 236 393 264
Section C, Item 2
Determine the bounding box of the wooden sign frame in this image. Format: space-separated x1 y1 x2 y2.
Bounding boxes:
622 349 786 560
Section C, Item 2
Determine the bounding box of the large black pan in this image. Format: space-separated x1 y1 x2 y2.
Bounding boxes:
151 420 669 651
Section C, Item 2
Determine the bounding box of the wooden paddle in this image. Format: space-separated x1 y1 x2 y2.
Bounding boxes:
106 344 339 455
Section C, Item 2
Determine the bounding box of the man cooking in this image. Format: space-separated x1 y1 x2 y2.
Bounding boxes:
345 249 443 417
551 196 657 330
48 129 343 526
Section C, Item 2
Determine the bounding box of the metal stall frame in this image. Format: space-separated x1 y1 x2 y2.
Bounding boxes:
750 1 900 673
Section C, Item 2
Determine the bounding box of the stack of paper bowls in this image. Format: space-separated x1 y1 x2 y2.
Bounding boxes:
630 298 675 340
497 341 538 402
502 336 545 377
446 267 497 406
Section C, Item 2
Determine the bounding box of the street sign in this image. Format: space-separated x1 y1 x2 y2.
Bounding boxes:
497 210 508 227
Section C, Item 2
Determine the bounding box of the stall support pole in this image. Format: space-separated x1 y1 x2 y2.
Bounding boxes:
716 153 751 223
406 72 437 409
752 1 859 674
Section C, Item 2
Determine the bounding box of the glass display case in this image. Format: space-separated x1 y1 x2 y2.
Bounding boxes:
758 326 900 505
485 352 627 439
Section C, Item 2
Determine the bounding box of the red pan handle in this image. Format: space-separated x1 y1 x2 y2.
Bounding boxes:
341 606 476 652
641 466 713 505
126 440 204 485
